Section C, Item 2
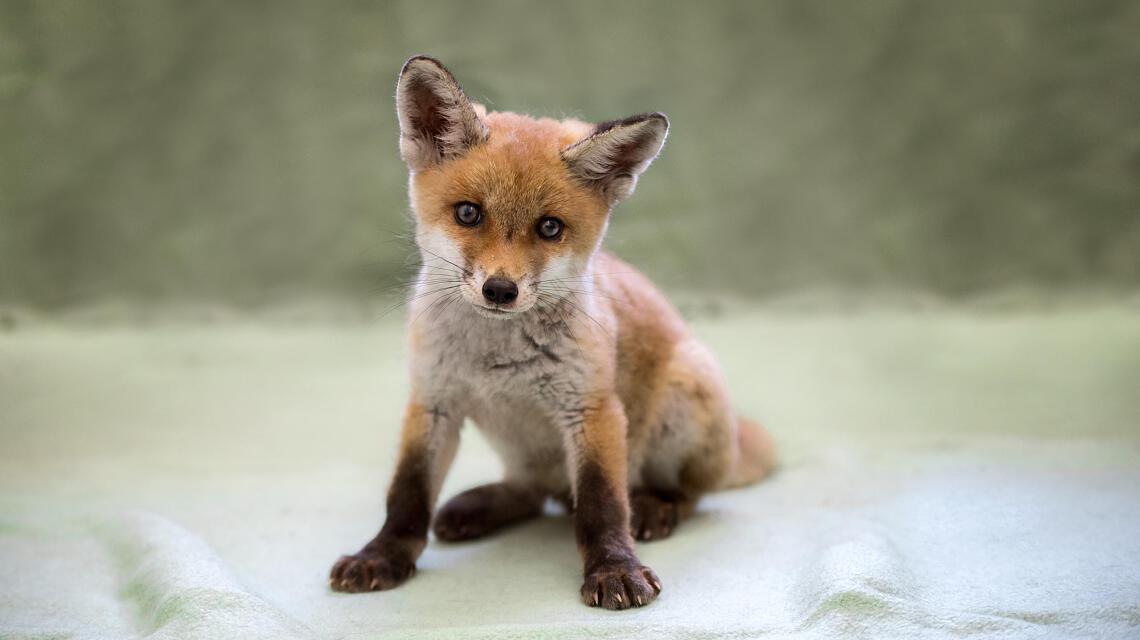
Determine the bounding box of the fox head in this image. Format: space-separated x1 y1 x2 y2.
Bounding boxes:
395 56 668 319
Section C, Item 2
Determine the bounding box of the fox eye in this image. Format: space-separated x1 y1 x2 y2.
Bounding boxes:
454 202 482 226
536 216 564 240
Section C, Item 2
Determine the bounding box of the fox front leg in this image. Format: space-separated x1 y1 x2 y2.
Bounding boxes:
330 400 460 592
567 395 662 609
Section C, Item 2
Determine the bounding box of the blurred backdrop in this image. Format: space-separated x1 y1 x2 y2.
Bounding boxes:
2 0 1138 312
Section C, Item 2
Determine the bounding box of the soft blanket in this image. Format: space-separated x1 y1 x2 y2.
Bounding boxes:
2 308 1137 639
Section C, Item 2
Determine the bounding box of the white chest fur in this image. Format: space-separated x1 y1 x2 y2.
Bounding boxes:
406 287 603 487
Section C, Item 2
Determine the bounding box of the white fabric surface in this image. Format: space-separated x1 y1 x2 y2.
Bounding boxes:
2 308 1138 639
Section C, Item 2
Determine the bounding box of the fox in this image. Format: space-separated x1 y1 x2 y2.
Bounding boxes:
329 55 775 610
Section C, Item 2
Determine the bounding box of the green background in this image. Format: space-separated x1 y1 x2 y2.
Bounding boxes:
2 5 1140 636
2 0 1138 311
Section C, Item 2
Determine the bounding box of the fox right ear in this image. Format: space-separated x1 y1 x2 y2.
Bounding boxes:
396 56 488 171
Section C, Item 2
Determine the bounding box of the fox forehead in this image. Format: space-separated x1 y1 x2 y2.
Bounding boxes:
410 110 607 231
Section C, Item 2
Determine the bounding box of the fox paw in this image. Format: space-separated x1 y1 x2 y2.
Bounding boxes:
629 491 681 541
329 551 415 593
433 482 544 542
581 562 662 610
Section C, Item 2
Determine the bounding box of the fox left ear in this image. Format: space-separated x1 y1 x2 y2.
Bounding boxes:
396 55 488 171
562 112 669 205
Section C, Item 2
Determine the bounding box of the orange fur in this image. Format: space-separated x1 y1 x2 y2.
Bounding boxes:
410 112 608 284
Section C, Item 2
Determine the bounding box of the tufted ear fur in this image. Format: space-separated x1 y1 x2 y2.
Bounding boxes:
561 112 669 205
396 56 488 171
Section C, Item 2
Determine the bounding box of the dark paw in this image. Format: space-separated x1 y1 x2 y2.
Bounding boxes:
329 551 416 593
630 492 680 542
432 483 543 542
581 563 662 610
432 507 490 542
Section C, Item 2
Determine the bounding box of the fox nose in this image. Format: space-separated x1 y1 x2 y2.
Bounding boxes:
481 277 518 305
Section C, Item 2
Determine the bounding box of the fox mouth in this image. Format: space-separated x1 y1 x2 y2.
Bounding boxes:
474 304 518 318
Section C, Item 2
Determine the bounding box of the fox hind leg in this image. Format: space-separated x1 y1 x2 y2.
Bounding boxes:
629 488 695 541
629 339 738 542
432 482 546 542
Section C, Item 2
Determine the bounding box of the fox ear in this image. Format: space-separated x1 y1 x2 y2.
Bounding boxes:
396 56 488 171
562 112 669 205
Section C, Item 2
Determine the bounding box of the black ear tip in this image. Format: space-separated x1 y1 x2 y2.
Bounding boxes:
592 112 670 138
628 112 669 132
627 112 668 137
400 55 449 77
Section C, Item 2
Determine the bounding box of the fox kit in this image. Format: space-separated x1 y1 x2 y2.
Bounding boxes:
330 56 775 610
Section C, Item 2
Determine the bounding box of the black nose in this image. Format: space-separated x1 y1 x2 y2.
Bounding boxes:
481 277 518 304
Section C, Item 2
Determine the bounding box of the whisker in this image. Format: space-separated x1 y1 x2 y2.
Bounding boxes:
374 284 464 321
536 292 584 358
544 287 611 339
408 262 466 273
411 289 461 326
427 292 463 331
405 266 467 281
547 284 629 305
418 247 473 277
409 284 464 301
380 277 464 292
542 270 638 284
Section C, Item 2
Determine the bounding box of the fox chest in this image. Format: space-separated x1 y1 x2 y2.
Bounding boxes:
412 313 587 419
412 316 583 485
